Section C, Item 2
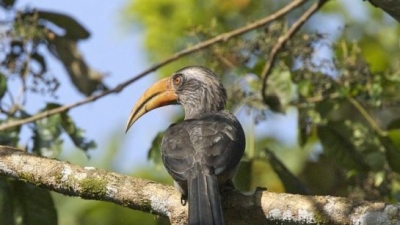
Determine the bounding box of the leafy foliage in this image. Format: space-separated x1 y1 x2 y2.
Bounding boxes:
13 181 58 225
0 179 57 225
148 131 164 166
0 0 400 224
0 178 13 225
0 3 100 225
2 7 106 96
126 0 400 203
31 103 96 157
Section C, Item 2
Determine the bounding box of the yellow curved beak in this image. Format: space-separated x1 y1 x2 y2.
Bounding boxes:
125 77 177 132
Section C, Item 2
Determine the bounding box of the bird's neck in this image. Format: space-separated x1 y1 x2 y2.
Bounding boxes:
180 85 226 119
183 103 224 120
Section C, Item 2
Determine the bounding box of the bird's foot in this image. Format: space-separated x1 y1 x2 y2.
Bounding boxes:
180 195 187 206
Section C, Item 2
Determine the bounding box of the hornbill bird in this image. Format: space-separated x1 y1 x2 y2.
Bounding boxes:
126 66 245 225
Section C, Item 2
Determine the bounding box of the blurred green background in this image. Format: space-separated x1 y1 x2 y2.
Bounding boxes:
1 0 400 224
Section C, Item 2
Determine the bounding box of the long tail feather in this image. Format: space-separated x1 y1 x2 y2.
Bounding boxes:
188 173 224 225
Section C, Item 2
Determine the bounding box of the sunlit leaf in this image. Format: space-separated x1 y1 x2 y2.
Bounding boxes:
264 69 295 113
359 35 389 72
297 79 314 99
387 130 400 150
265 149 309 195
250 158 284 192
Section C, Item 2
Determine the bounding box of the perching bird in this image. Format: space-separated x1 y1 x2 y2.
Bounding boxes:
126 66 245 225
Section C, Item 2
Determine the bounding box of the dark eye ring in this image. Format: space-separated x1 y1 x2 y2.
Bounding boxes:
173 74 183 86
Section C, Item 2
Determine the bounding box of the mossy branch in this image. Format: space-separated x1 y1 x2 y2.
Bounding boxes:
0 145 398 225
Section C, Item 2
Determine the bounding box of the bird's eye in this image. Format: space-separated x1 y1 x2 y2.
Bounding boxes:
173 74 183 86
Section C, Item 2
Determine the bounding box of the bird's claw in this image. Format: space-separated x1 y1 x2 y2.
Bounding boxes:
181 195 187 206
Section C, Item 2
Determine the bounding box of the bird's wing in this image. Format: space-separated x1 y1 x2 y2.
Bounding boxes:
161 122 196 181
161 112 245 181
186 112 245 176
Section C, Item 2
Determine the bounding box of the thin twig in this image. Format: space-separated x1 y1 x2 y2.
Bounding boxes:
346 96 387 137
260 0 329 104
0 0 308 131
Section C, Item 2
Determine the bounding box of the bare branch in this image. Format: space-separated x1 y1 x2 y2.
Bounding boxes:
0 145 398 225
261 0 329 105
0 0 309 132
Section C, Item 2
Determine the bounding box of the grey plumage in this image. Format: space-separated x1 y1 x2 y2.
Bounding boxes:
161 67 245 225
173 66 227 120
126 66 245 225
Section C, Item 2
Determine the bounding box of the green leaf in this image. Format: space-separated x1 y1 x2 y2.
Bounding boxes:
387 129 400 150
147 131 164 166
300 155 347 196
233 160 252 192
0 119 20 146
317 123 369 172
387 118 400 130
31 103 64 156
37 11 90 40
13 181 57 225
46 38 107 96
32 114 63 157
297 79 314 99
0 178 13 225
59 111 96 153
249 158 284 192
0 74 7 100
264 69 295 112
315 99 337 119
265 149 309 195
297 108 317 147
359 35 389 72
380 130 400 173
32 103 95 155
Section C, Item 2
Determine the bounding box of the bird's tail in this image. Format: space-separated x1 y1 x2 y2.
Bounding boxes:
188 173 225 225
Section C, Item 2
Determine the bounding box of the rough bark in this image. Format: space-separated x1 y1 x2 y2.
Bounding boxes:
0 145 399 225
368 0 400 23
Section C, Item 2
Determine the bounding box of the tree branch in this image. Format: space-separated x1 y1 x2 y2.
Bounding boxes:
0 145 398 225
261 0 329 105
0 0 309 132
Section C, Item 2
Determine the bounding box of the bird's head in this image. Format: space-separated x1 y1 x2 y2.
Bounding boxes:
126 66 227 132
